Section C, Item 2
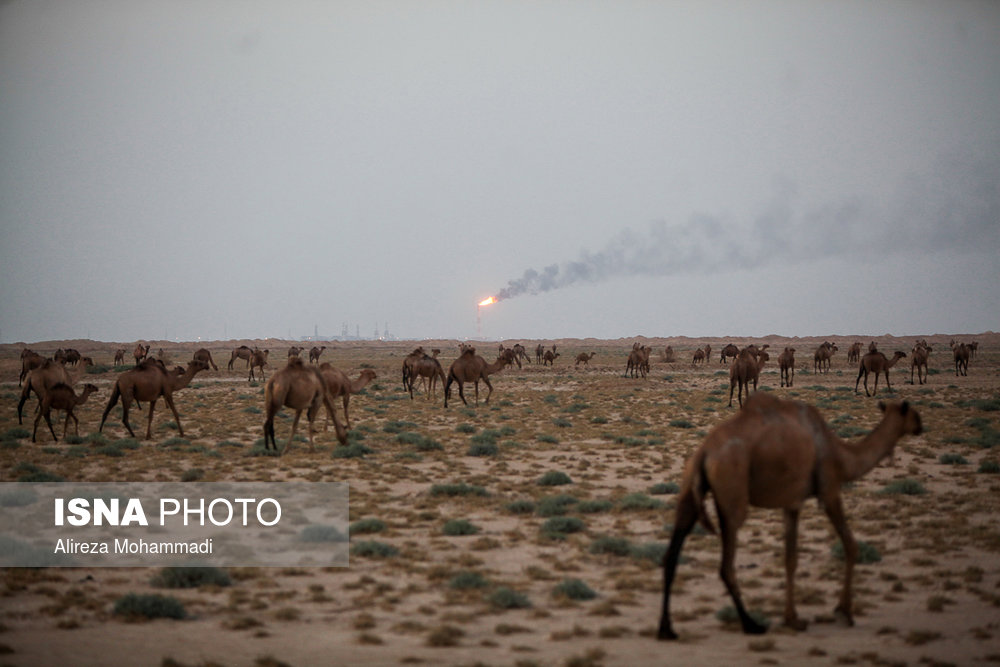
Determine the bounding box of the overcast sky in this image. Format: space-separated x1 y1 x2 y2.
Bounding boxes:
1 1 998 344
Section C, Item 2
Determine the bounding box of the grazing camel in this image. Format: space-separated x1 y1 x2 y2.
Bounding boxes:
99 359 208 440
19 349 47 386
288 346 304 358
720 344 739 364
406 353 446 400
317 364 377 429
728 349 767 407
18 359 84 424
778 347 796 388
855 350 907 397
847 342 863 365
401 346 426 391
249 349 270 382
952 342 970 377
625 345 650 378
308 346 326 363
703 345 712 363
575 352 596 367
193 348 219 371
55 348 82 366
661 346 676 363
444 348 512 408
543 350 561 366
263 357 346 454
133 343 150 365
813 342 838 374
692 349 705 365
114 348 126 366
910 344 931 385
33 383 99 443
228 345 254 370
658 394 923 640
512 343 532 365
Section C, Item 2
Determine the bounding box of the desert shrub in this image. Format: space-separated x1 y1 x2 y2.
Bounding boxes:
350 541 398 558
577 499 614 514
831 540 882 564
455 423 477 434
541 516 585 537
978 460 1000 474
590 415 609 424
938 453 968 465
589 536 632 556
151 567 231 589
536 494 578 517
538 471 572 486
543 394 559 405
332 443 373 459
242 406 262 414
505 499 536 515
649 482 679 495
95 443 125 457
180 468 204 482
350 518 386 535
425 625 464 647
300 525 347 542
382 420 418 434
2 427 30 441
442 519 481 536
429 483 488 497
553 578 597 601
467 441 499 457
552 418 573 428
15 464 64 482
113 593 187 620
536 434 560 444
879 478 927 495
669 419 695 429
630 542 668 563
489 587 531 609
160 437 189 447
563 403 589 414
619 493 664 511
448 571 489 590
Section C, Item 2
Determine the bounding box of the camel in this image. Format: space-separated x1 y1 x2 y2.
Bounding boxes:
661 346 676 363
575 352 596 367
228 345 254 370
543 350 560 366
308 346 326 363
193 348 219 371
720 344 740 364
779 347 796 388
32 383 99 443
114 348 126 366
952 342 970 377
847 342 863 365
401 347 426 391
444 348 512 408
535 344 545 364
969 341 979 358
317 365 377 428
910 344 931 385
500 344 524 369
18 359 78 424
55 348 82 366
625 345 649 378
249 349 270 382
406 353 446 400
658 393 923 640
263 358 346 454
99 359 208 440
512 343 532 365
813 342 838 374
288 346 304 358
19 349 46 386
133 343 150 365
692 349 705 365
703 345 712 364
855 350 907 397
728 349 767 407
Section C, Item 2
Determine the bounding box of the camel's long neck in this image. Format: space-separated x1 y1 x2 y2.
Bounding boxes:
171 367 200 390
837 414 905 482
486 360 507 374
350 374 373 393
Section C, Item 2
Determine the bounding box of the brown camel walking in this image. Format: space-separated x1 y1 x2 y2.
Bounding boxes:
406 353 446 400
33 383 99 442
193 348 219 371
133 343 150 365
854 350 906 396
720 344 739 364
813 342 838 374
778 347 795 388
658 394 923 640
728 349 767 407
910 344 931 385
228 345 254 370
317 365 377 429
308 346 326 363
575 352 596 367
113 348 126 366
444 348 512 407
100 359 208 439
263 357 346 454
952 342 970 376
249 349 269 382
847 342 863 365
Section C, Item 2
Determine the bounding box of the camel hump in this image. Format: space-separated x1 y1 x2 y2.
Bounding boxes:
287 357 305 368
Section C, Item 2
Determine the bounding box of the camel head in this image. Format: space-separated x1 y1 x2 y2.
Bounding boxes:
878 400 923 437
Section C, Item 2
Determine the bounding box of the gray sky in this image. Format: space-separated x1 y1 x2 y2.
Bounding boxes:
2 1 998 343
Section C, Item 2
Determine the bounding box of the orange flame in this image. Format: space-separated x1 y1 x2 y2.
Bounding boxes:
478 296 497 307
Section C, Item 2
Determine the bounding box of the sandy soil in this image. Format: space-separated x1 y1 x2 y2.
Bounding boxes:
1 333 998 667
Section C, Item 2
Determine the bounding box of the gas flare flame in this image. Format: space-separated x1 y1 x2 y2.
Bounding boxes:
478 296 497 307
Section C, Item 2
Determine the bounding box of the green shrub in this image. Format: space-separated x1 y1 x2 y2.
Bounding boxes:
978 460 1000 474
577 499 614 514
350 518 386 535
541 516 585 537
536 434 560 444
553 578 597 601
879 478 927 495
552 418 573 428
113 593 187 620
151 567 231 589
489 587 531 609
669 419 695 429
2 427 31 440
350 541 398 558
332 443 373 459
448 571 489 590
535 494 578 517
429 483 488 497
300 525 347 542
619 493 664 510
537 471 572 486
649 482 679 495
504 499 536 515
455 423 477 434
383 420 418 434
831 540 882 564
181 468 204 482
590 416 609 424
442 519 481 536
467 441 499 457
589 536 632 556
938 453 968 465
630 542 668 563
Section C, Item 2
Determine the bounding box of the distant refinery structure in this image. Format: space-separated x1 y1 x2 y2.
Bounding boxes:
295 322 396 342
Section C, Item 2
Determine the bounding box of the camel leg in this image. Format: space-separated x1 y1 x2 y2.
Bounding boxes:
284 409 302 455
716 503 766 634
482 376 494 404
145 397 158 440
116 393 137 439
883 371 891 393
657 490 699 640
163 394 184 437
823 495 856 626
782 508 808 631
323 396 348 446
728 380 736 407
342 395 351 430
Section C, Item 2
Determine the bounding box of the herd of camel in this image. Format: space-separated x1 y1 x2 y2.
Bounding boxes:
9 336 984 640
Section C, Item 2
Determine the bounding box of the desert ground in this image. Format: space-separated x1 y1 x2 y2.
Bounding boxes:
1 333 998 667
